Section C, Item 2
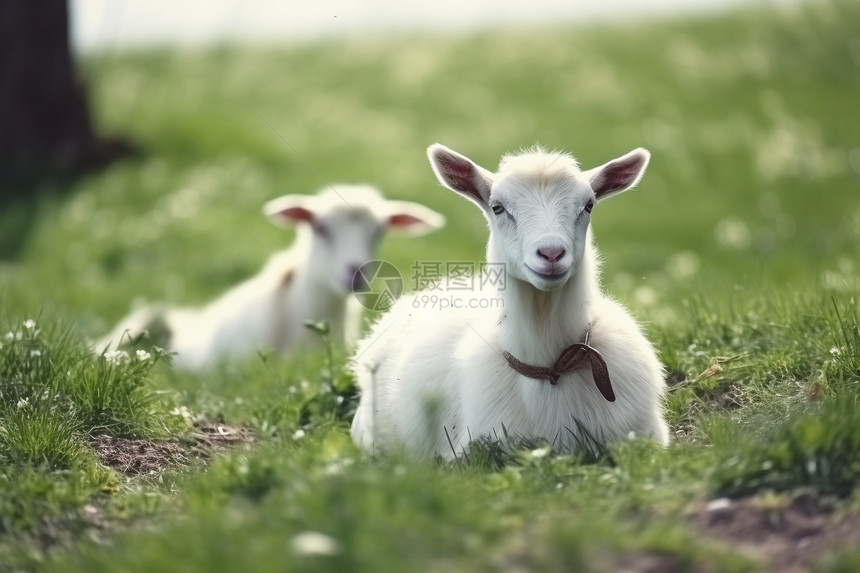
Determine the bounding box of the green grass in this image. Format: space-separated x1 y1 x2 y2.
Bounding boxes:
1 0 860 571
0 320 187 542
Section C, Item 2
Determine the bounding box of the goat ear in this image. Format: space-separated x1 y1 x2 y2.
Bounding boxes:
382 200 446 237
585 148 651 201
263 195 316 228
427 143 493 209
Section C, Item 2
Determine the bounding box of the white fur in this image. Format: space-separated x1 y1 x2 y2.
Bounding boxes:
99 185 444 370
350 145 669 458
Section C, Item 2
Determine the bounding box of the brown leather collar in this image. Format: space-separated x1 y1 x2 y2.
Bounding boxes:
502 328 616 402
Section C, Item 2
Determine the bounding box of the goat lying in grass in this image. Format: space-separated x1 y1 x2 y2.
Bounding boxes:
99 185 444 369
351 145 669 458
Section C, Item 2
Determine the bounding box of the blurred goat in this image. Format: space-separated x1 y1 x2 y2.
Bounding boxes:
99 185 444 369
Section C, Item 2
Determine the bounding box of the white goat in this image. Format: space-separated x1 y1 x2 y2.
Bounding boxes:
350 145 669 458
99 185 444 369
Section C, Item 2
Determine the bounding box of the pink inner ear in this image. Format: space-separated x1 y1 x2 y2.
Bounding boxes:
593 155 647 199
605 161 642 188
438 155 476 191
434 152 487 205
277 206 315 223
388 213 426 228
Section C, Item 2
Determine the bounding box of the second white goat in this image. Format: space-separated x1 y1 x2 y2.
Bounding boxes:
351 145 669 457
100 185 444 369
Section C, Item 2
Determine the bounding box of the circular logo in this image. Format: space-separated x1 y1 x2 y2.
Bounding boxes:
352 260 403 311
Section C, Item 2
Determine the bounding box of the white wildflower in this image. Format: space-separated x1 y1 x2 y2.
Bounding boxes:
16 397 29 409
323 457 354 476
830 347 841 356
666 250 700 280
706 498 732 513
103 349 131 365
30 350 42 358
715 216 751 250
4 332 12 341
530 446 550 459
23 319 36 330
136 349 152 362
292 429 306 440
289 531 342 557
170 406 194 422
634 285 657 306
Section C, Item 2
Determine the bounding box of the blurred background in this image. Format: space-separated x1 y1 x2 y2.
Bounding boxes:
0 0 857 338
69 0 803 50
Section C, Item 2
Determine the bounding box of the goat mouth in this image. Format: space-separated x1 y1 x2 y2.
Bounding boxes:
526 266 570 281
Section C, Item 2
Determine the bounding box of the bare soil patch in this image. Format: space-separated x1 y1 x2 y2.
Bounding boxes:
91 420 256 476
91 434 191 476
190 420 257 454
592 550 691 573
690 494 860 572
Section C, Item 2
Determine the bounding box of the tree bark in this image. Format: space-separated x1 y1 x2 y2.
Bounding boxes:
0 0 132 176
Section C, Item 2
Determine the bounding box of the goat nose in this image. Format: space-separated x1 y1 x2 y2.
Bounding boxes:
349 264 367 292
537 247 565 263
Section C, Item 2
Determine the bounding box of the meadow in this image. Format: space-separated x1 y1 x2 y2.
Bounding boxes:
1 1 859 570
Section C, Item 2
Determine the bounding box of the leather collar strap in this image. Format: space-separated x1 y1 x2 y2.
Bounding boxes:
502 330 616 402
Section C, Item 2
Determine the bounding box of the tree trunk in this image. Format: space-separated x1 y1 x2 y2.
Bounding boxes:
0 0 132 176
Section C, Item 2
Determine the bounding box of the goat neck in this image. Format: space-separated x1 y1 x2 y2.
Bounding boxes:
495 239 601 366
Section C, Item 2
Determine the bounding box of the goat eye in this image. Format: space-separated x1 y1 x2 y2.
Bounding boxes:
584 201 594 214
491 202 505 215
313 222 332 241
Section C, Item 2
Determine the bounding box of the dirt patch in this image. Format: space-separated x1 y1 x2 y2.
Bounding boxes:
591 550 691 573
190 420 257 454
92 420 256 476
91 434 191 476
690 494 860 572
19 501 127 559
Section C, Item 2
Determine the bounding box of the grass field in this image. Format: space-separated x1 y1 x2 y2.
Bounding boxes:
1 1 859 571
